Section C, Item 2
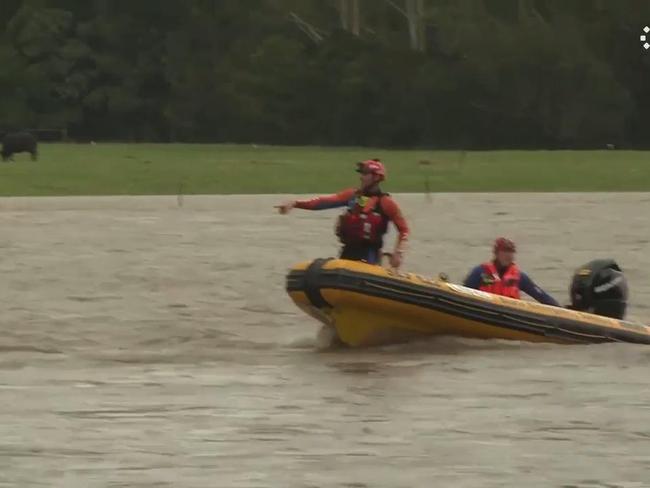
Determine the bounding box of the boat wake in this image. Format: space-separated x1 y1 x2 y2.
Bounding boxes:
288 325 565 355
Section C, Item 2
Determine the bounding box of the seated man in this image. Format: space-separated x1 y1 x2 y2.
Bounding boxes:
463 237 559 306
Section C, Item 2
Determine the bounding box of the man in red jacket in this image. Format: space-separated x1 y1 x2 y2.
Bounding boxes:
463 237 559 306
276 159 409 268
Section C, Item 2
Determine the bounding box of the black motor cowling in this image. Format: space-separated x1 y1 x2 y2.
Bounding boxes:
569 259 628 319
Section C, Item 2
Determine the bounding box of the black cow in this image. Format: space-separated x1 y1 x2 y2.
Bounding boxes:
1 131 38 161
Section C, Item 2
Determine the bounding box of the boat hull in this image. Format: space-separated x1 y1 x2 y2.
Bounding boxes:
286 258 650 347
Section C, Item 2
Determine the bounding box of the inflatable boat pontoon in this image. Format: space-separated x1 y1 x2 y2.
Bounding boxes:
285 258 650 347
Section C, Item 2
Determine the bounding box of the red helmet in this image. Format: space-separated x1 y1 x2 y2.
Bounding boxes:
493 237 516 253
356 159 386 181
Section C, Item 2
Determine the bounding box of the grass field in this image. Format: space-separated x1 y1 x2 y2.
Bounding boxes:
0 143 647 196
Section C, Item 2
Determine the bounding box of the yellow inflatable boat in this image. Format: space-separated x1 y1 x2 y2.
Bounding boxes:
285 258 650 347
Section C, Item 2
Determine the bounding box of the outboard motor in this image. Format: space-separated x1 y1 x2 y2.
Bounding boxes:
569 259 628 319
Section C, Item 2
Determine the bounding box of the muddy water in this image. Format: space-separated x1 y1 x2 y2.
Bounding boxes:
0 194 649 488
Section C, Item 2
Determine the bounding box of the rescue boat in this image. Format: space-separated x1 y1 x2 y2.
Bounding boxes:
285 258 650 347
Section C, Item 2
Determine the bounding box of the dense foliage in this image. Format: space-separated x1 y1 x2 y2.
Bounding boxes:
1 0 649 148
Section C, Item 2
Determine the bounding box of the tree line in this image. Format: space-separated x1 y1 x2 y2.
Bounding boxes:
1 0 649 148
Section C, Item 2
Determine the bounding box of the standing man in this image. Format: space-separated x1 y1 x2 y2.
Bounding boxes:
276 159 409 268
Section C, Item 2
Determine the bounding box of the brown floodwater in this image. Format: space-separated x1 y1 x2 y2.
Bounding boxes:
0 194 649 488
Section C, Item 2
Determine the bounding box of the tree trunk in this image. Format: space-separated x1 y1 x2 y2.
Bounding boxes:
338 0 349 31
416 0 425 51
406 0 425 51
517 0 533 22
338 0 361 36
351 0 360 36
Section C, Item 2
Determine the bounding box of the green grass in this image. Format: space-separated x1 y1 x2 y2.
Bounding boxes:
0 143 648 196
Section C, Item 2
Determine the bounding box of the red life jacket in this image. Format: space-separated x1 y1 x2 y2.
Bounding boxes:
336 194 389 247
479 261 521 299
